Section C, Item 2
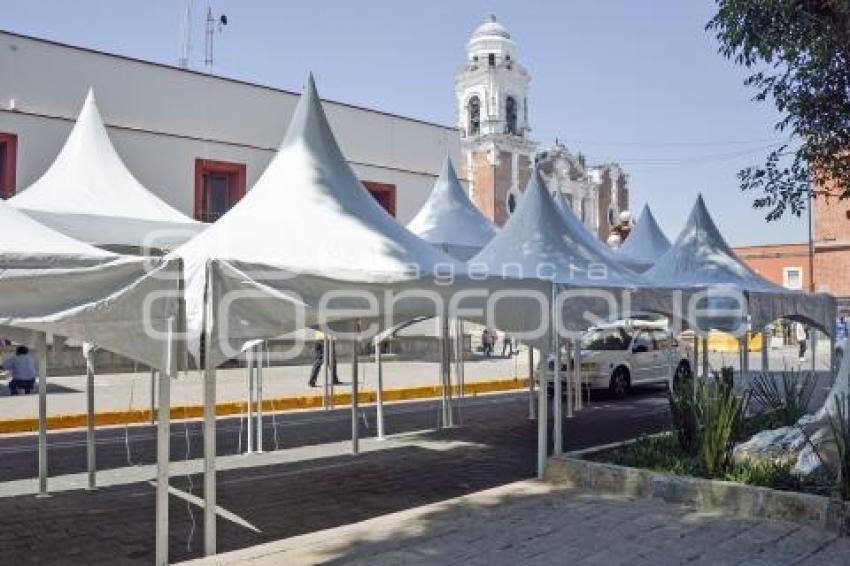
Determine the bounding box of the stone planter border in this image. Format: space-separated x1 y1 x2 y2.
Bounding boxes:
546 442 850 535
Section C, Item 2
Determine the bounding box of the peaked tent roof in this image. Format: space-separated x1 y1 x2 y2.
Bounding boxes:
0 199 180 370
11 89 204 250
551 190 621 264
644 195 788 290
472 171 645 289
642 195 835 333
614 205 671 273
176 75 464 364
406 156 497 260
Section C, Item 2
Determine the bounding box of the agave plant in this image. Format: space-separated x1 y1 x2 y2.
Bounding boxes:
667 372 699 456
749 371 817 427
697 378 750 477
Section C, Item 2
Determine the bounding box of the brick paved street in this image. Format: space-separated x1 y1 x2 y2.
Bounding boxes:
0 388 672 564
182 480 850 566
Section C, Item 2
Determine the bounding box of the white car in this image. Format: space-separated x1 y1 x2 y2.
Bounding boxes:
542 323 692 398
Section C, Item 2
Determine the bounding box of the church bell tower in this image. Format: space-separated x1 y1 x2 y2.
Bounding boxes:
455 15 538 226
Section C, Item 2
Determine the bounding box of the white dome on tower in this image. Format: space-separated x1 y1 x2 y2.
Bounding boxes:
466 14 517 60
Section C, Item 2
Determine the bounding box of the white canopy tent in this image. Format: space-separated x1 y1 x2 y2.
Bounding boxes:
11 89 205 251
174 74 469 557
0 199 180 566
471 171 656 477
641 195 835 336
614 204 671 273
407 156 497 260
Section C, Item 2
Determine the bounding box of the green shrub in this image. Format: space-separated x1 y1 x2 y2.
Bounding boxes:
749 371 817 427
667 372 699 456
696 377 750 477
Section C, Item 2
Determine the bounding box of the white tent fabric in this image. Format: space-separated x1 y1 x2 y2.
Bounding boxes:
614 205 671 273
0 199 180 370
551 190 621 264
407 156 497 260
175 75 464 366
641 195 835 334
470 171 655 337
11 89 204 250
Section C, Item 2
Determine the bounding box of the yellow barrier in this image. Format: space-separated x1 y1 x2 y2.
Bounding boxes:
0 377 530 434
707 331 763 353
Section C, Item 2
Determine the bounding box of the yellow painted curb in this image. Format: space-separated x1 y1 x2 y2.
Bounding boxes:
0 377 529 434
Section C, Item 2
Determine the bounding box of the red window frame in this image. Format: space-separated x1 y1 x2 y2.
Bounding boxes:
0 133 18 199
362 180 397 217
194 159 247 222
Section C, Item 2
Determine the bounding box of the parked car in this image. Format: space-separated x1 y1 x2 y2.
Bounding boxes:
540 321 692 399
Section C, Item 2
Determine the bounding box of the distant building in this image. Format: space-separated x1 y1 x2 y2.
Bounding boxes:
813 179 850 311
455 15 630 236
733 243 810 291
0 30 461 224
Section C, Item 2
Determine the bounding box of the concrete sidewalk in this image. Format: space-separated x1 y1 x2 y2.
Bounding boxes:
0 353 531 420
181 479 850 566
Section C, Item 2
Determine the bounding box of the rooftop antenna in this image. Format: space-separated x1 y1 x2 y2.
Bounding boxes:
204 2 228 70
178 0 192 69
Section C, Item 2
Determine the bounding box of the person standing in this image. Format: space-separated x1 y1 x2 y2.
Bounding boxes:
501 334 514 357
3 346 39 395
796 322 808 362
308 340 341 387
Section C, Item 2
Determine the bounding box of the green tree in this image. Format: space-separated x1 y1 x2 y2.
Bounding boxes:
707 0 850 220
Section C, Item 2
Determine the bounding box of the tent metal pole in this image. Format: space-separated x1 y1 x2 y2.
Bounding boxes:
256 343 264 453
155 317 174 566
537 332 550 480
742 334 750 378
552 322 563 457
455 318 465 425
527 346 536 420
85 346 96 491
329 338 336 409
444 317 454 428
245 347 254 454
323 336 330 409
37 333 49 498
762 329 769 372
693 335 700 379
150 368 156 425
375 338 385 440
351 339 359 455
203 364 217 556
438 316 448 428
830 335 837 373
701 337 709 378
574 339 583 411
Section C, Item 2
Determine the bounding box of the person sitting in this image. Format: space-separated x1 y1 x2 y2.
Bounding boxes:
3 346 39 395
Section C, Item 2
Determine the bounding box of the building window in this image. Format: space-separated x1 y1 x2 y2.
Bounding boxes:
467 96 481 137
783 267 803 290
508 193 517 214
0 133 17 199
608 208 615 226
194 159 246 222
362 181 396 216
505 96 518 135
488 53 495 67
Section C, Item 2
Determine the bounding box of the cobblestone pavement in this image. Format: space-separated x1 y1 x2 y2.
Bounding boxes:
181 480 850 566
0 388 672 564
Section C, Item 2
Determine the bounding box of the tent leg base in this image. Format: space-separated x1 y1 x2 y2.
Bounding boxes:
35 493 51 500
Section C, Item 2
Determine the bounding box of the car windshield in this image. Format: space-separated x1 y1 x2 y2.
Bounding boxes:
581 328 630 351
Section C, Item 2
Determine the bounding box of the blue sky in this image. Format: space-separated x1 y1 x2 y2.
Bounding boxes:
5 0 808 246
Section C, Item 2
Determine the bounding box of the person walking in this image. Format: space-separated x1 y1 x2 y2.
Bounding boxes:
308 340 341 387
501 334 514 357
796 322 808 362
2 346 39 395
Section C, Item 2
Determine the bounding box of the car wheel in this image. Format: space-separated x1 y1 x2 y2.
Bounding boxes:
609 367 630 399
673 361 692 388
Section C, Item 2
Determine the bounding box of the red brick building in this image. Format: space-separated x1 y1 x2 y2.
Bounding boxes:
733 243 810 291
813 182 850 310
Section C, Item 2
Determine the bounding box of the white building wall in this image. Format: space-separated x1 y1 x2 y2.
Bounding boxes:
0 31 462 223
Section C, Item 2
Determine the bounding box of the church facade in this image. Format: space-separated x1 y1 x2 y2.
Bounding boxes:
456 16 630 240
